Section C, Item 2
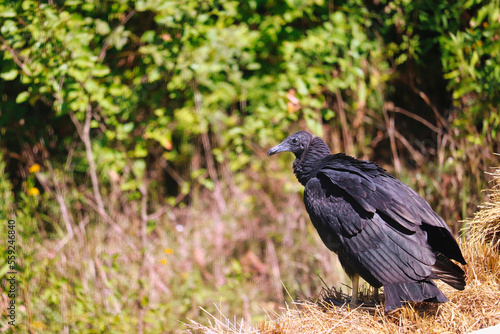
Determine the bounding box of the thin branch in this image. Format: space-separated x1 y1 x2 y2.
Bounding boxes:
98 9 136 62
146 205 169 221
70 106 107 221
51 217 89 256
0 35 33 76
193 83 226 213
393 130 425 167
36 161 86 257
23 280 34 334
266 237 284 302
137 184 148 334
165 162 186 188
83 104 106 214
83 195 138 251
69 111 84 140
394 128 444 194
70 109 138 249
382 99 402 174
335 90 354 156
193 81 226 287
386 103 442 134
64 133 79 171
46 163 75 236
94 257 122 314
55 192 74 239
139 185 148 223
413 88 447 127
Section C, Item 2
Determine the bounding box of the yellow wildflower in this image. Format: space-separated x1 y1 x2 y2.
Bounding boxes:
31 321 46 329
160 258 167 265
28 187 40 197
29 163 40 173
164 248 174 255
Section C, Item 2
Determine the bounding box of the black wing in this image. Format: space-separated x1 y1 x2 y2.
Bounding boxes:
304 176 437 288
318 154 465 264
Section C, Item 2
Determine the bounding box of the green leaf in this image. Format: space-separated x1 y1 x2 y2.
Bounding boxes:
91 65 110 77
108 84 128 96
305 116 323 137
296 78 308 96
123 122 134 133
16 91 30 103
0 8 16 17
1 68 18 81
95 19 110 35
247 62 261 70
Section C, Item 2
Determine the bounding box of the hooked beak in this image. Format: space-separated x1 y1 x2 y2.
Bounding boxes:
267 141 289 156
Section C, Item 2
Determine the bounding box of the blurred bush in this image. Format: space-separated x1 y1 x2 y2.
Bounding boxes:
1 0 499 198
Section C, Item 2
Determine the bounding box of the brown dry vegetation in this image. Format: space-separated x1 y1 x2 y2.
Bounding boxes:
189 170 500 334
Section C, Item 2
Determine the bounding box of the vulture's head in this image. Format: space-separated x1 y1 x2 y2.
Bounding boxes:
267 131 314 159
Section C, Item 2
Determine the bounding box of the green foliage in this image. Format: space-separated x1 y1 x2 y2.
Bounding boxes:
440 0 500 139
379 0 500 140
3 0 497 187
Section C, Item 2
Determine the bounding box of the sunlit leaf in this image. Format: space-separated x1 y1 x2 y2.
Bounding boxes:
1 68 18 81
16 91 30 103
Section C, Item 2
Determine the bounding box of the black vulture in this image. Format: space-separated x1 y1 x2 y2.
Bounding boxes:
268 131 466 311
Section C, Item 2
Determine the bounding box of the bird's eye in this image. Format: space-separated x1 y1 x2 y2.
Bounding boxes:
292 138 298 144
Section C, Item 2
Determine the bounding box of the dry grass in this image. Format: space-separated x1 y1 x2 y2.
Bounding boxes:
468 169 500 250
189 171 500 334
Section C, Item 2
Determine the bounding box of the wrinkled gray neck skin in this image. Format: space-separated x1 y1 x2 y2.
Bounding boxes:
293 136 331 186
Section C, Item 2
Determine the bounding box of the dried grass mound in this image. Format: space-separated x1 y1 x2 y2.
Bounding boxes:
189 171 500 334
468 168 500 251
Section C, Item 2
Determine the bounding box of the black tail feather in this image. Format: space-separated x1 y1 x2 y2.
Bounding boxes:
384 280 448 311
432 252 466 290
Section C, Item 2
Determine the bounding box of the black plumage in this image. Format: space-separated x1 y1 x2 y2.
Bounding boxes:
268 131 466 311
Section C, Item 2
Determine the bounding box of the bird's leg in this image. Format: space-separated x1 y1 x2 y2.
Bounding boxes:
351 274 359 305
